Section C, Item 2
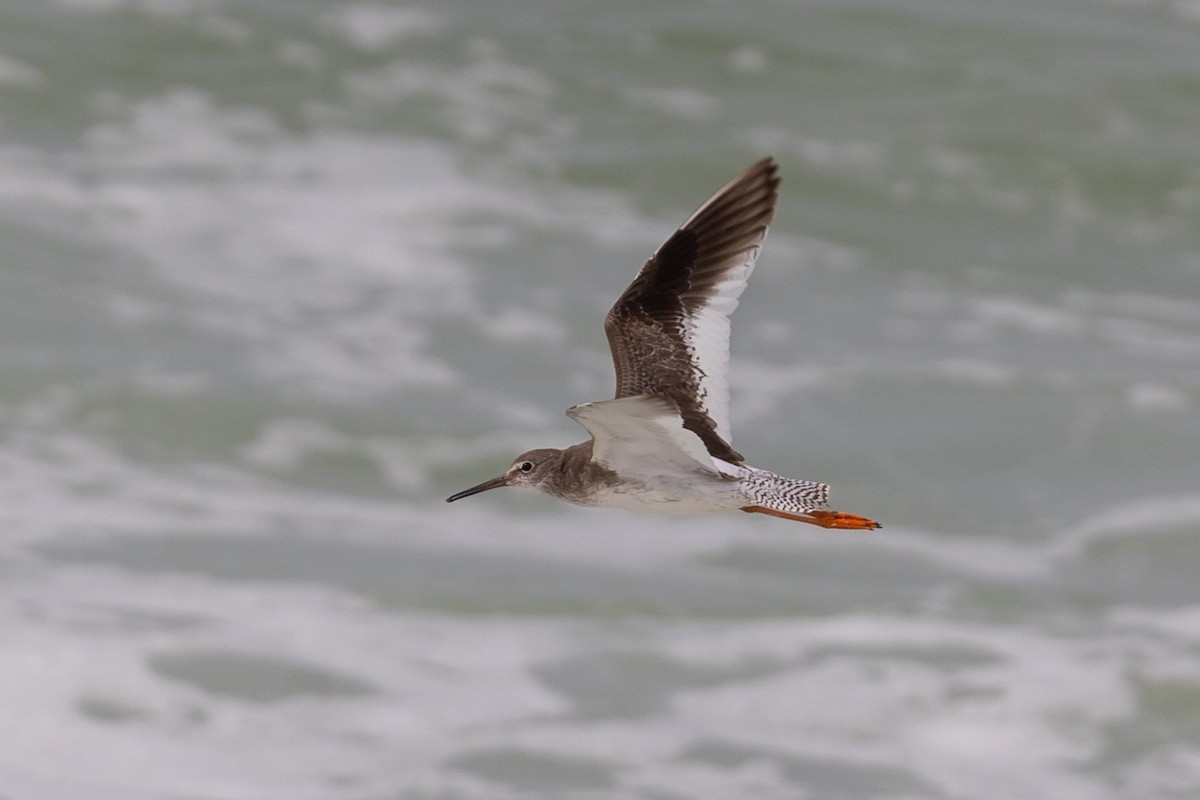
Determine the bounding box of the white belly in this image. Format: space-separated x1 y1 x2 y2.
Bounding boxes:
575 474 745 516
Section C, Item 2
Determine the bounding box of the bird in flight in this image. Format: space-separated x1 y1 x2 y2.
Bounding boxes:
447 157 880 530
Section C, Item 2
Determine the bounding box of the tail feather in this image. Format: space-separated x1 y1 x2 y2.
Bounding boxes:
738 468 880 530
738 468 829 509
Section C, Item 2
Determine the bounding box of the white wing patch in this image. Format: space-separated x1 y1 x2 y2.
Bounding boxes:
567 396 720 479
681 243 760 444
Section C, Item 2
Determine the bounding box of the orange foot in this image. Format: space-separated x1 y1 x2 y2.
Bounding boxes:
741 505 881 530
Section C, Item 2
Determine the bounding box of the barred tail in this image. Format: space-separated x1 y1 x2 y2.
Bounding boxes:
738 469 880 530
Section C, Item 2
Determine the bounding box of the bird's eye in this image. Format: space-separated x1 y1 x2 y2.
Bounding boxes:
519 461 535 473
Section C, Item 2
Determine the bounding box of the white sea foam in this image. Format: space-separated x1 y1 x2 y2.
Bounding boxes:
6 529 1159 800
50 91 570 396
0 54 44 89
928 357 1018 387
1126 380 1193 412
1054 492 1200 556
345 49 560 148
969 296 1085 337
0 569 570 800
727 46 768 75
3 353 1197 799
327 4 444 51
622 87 720 119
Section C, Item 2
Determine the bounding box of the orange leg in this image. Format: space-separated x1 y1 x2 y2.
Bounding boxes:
741 505 881 530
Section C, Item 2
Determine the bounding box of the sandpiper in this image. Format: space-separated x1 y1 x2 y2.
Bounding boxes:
447 157 880 529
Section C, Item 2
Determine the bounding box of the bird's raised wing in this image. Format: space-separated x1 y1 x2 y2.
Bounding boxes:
603 156 780 464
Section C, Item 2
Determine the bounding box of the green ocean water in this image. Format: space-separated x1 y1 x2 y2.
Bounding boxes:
2 1 1199 798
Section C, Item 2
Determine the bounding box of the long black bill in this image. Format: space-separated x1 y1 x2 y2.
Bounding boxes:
445 474 510 503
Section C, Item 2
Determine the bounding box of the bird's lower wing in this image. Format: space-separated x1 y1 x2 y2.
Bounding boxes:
566 395 722 479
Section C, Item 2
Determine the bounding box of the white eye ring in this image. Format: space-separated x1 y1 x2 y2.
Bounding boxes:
519 461 535 473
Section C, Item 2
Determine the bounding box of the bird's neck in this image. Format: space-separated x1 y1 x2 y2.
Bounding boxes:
543 441 621 504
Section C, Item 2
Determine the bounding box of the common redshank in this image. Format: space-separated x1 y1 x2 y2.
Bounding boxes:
446 157 880 529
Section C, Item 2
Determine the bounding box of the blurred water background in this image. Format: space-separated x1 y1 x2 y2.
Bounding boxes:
2 1 1200 798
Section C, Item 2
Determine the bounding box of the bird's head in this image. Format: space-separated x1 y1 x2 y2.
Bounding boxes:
445 448 563 502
